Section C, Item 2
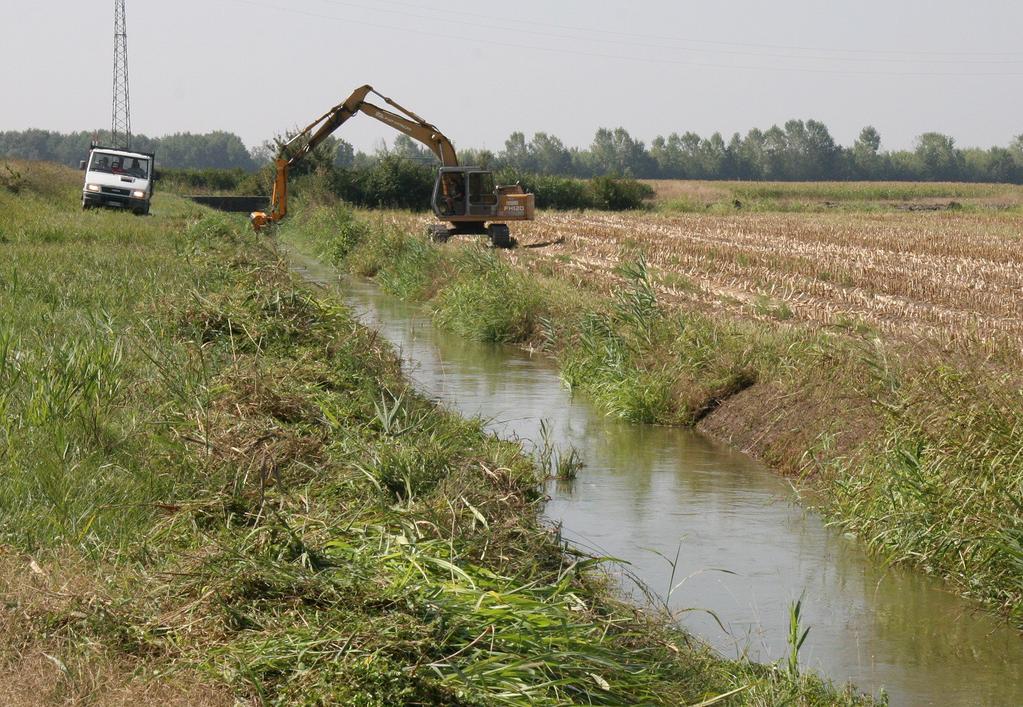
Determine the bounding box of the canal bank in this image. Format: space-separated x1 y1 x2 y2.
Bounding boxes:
284 240 1023 706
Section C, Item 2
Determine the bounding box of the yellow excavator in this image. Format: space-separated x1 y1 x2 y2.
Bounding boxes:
251 85 534 247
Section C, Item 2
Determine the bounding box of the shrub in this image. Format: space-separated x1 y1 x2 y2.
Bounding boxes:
1 163 24 194
496 171 593 210
331 157 435 209
589 176 655 211
498 170 653 211
158 168 263 195
294 163 655 213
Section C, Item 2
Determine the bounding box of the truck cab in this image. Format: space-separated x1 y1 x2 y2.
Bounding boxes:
80 146 155 215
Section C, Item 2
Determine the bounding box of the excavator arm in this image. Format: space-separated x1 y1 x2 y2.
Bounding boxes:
251 85 457 229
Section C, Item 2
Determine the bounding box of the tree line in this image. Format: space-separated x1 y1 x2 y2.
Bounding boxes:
0 129 256 171
471 124 1023 183
3 122 1023 183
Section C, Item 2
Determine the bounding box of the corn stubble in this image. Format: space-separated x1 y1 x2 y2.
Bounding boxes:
500 210 1023 348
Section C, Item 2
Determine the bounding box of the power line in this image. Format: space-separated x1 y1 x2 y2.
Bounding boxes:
400 0 1015 57
309 0 1023 65
229 0 1023 78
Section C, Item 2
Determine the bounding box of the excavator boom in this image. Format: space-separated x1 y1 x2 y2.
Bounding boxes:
251 85 457 229
250 85 534 246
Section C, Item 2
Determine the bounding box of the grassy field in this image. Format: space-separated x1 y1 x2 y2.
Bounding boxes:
641 179 1023 213
281 196 1023 630
0 161 875 704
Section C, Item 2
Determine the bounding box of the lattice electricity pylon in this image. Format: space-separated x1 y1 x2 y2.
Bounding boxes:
111 0 132 149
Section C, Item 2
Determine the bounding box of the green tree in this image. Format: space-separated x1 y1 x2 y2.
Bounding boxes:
1010 135 1023 174
528 132 572 175
588 127 652 177
852 126 884 178
649 132 695 178
263 132 336 177
733 129 767 180
987 147 1020 182
458 148 496 168
334 139 356 168
964 147 1021 183
391 134 435 163
763 125 789 179
698 133 729 178
915 132 963 181
154 131 255 170
650 131 706 178
802 120 839 179
501 132 533 172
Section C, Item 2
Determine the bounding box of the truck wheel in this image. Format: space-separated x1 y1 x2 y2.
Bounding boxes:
427 224 451 243
487 224 514 249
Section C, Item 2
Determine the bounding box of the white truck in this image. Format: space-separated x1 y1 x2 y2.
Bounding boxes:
80 146 155 215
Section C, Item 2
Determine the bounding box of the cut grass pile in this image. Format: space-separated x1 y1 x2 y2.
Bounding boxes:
282 201 1023 630
0 160 872 704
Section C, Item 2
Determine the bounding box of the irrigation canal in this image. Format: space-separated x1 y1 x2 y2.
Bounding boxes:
285 244 1023 706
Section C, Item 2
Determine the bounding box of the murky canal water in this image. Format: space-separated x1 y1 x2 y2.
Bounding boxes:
287 246 1023 706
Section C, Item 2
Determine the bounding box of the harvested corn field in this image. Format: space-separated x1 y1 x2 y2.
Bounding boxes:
496 209 1023 347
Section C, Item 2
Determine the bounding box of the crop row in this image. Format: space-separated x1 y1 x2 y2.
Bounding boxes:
497 210 1023 347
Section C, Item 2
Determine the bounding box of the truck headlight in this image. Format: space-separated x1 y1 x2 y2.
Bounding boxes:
131 190 145 199
86 184 101 192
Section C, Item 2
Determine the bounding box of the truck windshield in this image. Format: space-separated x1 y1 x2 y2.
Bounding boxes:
89 152 149 178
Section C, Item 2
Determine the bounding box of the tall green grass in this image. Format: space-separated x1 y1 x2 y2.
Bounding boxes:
824 353 1023 622
0 166 209 554
434 247 546 343
0 161 874 704
284 201 1023 631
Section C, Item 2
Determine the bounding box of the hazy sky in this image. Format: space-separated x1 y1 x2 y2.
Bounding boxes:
4 0 1021 153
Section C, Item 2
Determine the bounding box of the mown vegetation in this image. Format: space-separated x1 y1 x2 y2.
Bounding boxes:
0 160 873 704
280 199 1023 631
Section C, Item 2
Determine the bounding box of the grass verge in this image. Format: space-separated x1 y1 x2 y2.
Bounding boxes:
0 161 873 703
281 201 1023 631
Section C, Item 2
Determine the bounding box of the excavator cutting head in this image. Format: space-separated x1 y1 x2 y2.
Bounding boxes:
250 211 270 231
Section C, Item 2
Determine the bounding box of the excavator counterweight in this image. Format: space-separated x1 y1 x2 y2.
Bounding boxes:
250 85 534 247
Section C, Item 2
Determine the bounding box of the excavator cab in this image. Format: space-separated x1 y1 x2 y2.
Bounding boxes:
435 169 468 217
430 166 534 247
